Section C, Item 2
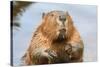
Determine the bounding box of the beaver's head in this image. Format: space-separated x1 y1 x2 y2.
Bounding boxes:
39 10 74 42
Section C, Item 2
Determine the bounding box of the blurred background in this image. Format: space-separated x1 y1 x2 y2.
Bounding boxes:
12 1 97 66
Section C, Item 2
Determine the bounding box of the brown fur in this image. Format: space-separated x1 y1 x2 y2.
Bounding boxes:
22 10 84 65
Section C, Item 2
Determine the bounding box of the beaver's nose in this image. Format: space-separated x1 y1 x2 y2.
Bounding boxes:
59 28 66 32
59 15 66 22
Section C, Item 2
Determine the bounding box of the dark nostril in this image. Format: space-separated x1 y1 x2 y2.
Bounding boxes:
59 15 66 22
59 28 66 32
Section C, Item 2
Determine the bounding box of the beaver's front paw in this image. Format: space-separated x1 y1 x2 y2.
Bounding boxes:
65 43 72 55
45 49 57 63
45 49 57 58
34 49 57 64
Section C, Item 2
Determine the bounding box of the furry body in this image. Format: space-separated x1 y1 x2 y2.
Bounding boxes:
22 11 84 65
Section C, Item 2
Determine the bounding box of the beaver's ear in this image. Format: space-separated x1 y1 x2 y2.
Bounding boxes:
42 12 46 18
66 11 69 16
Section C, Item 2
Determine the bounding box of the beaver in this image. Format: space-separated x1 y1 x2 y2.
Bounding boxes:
22 10 84 65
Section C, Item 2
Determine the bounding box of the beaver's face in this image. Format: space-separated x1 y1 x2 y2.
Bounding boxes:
42 11 71 41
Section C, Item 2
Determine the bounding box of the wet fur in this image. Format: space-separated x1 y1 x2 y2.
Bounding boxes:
22 11 84 65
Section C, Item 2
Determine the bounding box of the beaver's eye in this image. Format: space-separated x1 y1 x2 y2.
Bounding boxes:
51 14 54 16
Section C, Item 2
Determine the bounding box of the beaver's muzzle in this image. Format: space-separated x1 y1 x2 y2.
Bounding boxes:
57 28 66 41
